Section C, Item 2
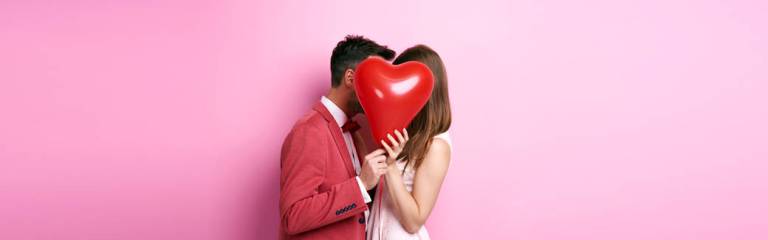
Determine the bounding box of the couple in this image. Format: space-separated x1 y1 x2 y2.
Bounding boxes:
279 35 452 240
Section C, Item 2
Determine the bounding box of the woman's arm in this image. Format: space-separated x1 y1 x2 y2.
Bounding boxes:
381 131 451 234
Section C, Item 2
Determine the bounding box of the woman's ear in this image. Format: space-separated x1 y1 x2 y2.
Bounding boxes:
344 69 355 87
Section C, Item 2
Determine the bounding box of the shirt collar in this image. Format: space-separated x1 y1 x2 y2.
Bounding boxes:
320 96 348 127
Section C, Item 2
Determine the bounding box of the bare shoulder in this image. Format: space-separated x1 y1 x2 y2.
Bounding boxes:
424 138 451 167
414 137 451 185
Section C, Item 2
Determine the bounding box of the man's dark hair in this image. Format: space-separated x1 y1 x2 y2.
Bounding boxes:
330 35 395 87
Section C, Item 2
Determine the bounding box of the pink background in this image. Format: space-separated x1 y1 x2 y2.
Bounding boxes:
2 0 767 239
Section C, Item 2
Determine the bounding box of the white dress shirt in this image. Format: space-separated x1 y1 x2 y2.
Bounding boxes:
320 97 372 216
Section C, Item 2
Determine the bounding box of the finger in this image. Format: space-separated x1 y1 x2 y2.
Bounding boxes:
387 134 399 149
365 149 386 160
394 130 405 145
381 140 394 157
368 155 386 164
377 162 388 169
403 128 409 141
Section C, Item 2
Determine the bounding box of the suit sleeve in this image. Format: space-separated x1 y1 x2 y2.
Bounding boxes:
279 124 368 235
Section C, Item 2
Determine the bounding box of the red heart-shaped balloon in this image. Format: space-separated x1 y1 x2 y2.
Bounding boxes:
354 57 434 145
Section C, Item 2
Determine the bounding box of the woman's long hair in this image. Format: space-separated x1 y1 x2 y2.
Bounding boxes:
393 45 452 169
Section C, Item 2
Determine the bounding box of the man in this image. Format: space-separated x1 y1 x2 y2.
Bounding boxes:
279 35 395 239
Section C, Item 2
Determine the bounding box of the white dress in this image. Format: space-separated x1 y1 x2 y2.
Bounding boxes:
367 132 452 240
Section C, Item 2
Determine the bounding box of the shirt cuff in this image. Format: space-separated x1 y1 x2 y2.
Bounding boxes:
355 176 372 203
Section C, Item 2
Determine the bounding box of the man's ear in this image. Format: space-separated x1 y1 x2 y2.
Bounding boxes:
343 69 355 87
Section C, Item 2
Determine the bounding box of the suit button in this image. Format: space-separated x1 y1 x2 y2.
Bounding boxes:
359 217 365 224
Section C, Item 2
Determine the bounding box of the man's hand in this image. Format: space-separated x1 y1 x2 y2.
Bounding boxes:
359 149 387 190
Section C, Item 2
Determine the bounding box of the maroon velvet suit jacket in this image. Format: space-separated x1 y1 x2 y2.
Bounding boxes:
279 102 368 239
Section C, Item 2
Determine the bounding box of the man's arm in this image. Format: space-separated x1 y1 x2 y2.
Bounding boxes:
279 125 368 235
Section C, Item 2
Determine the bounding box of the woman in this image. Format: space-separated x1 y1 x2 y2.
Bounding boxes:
367 45 452 239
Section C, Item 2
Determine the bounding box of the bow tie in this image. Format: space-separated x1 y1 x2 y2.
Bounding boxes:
341 120 360 133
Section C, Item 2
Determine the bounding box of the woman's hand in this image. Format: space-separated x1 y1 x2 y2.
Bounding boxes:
381 128 409 165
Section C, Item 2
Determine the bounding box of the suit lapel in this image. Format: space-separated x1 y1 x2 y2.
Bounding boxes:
313 102 356 177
